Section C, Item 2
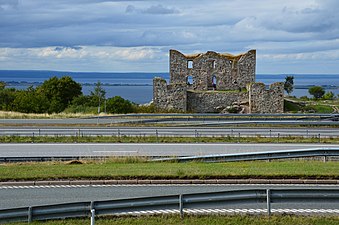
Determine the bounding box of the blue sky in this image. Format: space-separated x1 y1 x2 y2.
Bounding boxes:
0 0 338 73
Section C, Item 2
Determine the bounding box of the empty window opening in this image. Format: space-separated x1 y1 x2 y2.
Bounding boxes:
212 75 217 90
186 76 193 85
212 60 216 69
187 60 193 69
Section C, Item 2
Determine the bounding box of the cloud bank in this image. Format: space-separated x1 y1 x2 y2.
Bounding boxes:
0 0 338 73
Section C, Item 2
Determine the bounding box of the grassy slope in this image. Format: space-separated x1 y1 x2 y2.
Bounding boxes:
1 135 339 144
0 160 338 181
9 215 339 225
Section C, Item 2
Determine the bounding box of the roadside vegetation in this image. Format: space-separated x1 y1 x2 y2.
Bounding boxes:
8 215 339 225
0 78 157 115
0 160 338 181
1 135 338 144
2 76 339 117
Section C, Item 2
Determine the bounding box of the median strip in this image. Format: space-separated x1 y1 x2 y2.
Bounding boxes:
0 179 339 186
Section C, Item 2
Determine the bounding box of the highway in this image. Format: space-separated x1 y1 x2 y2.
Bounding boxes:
0 184 338 210
1 127 339 138
1 143 339 157
1 116 339 126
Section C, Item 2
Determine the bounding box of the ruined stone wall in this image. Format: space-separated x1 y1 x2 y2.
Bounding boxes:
153 77 187 112
169 49 256 91
237 50 256 89
248 82 284 113
187 91 248 113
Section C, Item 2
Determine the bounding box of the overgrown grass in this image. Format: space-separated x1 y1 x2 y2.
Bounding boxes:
0 160 338 181
8 214 339 225
0 110 98 119
0 135 338 144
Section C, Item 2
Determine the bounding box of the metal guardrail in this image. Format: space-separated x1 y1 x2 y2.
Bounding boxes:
0 188 338 223
152 148 339 163
1 127 339 138
0 148 338 163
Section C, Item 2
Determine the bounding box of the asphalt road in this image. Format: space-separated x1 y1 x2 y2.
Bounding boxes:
0 184 337 210
1 143 339 157
1 127 339 138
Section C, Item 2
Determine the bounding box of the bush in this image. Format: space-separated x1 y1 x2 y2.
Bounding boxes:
308 86 325 99
106 96 135 114
323 91 335 100
299 96 309 101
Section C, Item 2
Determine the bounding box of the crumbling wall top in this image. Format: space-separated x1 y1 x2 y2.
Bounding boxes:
170 49 256 61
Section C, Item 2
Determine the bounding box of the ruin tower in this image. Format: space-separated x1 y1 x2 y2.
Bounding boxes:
153 49 283 113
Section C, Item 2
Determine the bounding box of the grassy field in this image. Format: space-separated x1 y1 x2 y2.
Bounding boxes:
0 135 338 144
0 160 338 181
8 215 339 225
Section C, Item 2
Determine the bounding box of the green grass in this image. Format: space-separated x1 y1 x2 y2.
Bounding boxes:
0 160 338 181
8 215 339 225
305 104 334 113
0 135 338 144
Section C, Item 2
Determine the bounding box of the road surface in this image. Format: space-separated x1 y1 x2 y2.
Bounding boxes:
1 143 339 157
0 184 337 210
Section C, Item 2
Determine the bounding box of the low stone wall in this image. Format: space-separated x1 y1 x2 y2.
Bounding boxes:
153 77 187 112
187 91 248 113
248 82 284 113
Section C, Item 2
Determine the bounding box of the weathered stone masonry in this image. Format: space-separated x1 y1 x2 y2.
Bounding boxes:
153 49 284 113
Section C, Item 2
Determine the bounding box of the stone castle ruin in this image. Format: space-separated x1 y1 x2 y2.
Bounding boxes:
153 49 284 113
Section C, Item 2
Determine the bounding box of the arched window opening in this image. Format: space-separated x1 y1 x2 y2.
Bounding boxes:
212 60 216 69
187 60 193 69
212 75 217 90
186 76 193 86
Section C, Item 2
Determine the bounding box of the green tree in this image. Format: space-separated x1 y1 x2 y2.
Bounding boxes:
12 87 49 113
90 81 106 113
308 86 325 99
284 75 294 95
37 76 82 112
0 81 5 90
0 87 16 110
323 91 335 100
106 96 134 114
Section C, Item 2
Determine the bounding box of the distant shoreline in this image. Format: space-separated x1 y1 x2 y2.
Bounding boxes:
4 81 339 89
5 81 152 87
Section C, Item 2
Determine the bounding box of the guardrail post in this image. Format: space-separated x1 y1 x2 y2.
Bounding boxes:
28 206 32 223
179 194 184 219
32 132 34 143
277 133 280 143
90 201 95 225
266 189 271 216
318 133 321 143
91 209 95 225
156 129 158 142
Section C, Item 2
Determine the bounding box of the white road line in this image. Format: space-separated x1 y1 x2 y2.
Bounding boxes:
1 143 339 147
92 151 138 153
0 183 338 189
112 208 339 215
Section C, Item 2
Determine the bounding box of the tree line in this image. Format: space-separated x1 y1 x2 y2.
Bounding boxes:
284 75 336 100
0 76 153 114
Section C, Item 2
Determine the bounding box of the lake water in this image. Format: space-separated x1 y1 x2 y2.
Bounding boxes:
1 70 339 104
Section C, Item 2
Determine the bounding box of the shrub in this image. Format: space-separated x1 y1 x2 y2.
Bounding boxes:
308 86 325 99
106 96 135 114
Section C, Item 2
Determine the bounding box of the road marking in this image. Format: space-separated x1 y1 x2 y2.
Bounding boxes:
92 151 138 153
0 184 338 189
105 208 339 215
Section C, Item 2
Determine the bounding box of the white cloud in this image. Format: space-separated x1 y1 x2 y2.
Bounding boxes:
0 0 339 73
